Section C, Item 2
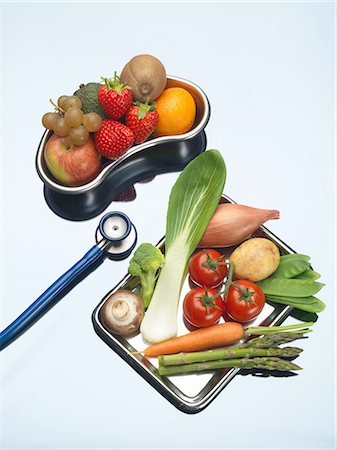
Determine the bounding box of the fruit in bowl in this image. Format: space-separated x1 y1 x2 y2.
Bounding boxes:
44 134 102 187
40 54 200 187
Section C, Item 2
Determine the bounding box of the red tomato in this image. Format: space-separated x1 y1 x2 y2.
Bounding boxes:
189 249 228 288
183 287 225 328
225 280 265 323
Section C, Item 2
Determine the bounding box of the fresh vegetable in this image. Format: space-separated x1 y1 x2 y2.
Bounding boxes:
254 253 326 313
94 120 134 159
156 323 313 375
100 290 144 337
225 279 265 323
189 249 227 287
270 254 310 279
256 278 324 297
266 295 325 313
158 357 302 376
125 98 159 144
143 321 312 358
229 238 280 282
74 82 107 119
246 321 314 335
241 332 310 347
199 203 280 248
128 243 165 308
142 322 245 357
120 54 167 103
140 150 227 344
154 87 196 136
295 269 321 281
159 346 302 366
98 73 132 120
183 287 225 328
222 262 265 322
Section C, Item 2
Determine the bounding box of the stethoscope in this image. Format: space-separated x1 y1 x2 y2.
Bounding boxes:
0 211 137 351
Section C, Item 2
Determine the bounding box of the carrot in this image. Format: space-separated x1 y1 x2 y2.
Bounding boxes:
143 322 245 357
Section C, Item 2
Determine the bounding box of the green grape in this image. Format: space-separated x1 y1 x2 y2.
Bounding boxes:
83 112 103 132
57 95 69 110
64 107 84 127
69 125 89 146
62 95 82 111
62 136 73 149
53 117 71 137
42 112 58 130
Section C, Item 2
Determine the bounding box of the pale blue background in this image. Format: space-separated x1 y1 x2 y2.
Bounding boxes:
1 1 336 449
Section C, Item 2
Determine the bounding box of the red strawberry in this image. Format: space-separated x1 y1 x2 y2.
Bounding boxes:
125 99 159 144
98 72 132 120
115 185 137 202
95 120 134 159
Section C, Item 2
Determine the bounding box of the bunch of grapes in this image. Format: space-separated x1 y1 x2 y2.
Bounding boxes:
42 95 102 146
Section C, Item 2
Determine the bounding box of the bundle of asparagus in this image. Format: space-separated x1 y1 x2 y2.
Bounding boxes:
158 322 312 377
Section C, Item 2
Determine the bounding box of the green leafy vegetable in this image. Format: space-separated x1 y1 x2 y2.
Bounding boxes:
140 150 226 343
128 243 165 308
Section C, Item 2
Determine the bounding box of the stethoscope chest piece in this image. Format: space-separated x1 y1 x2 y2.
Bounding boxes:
95 212 137 260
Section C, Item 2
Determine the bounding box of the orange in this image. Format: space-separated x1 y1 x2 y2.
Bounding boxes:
154 87 196 136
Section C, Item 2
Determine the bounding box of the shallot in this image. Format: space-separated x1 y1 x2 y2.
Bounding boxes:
198 203 280 248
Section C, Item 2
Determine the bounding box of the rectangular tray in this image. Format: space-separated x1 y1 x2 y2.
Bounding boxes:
92 194 295 414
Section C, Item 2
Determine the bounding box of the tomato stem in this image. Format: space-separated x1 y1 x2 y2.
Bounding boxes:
224 262 256 305
196 289 224 314
201 252 228 277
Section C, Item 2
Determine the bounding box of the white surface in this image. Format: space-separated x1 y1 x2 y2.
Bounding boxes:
1 2 336 449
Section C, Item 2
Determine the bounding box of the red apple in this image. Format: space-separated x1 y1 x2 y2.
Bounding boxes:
44 134 102 187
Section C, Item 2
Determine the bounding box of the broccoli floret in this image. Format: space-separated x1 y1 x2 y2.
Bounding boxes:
128 243 165 308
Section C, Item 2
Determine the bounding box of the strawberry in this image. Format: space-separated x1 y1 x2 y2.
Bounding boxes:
125 98 159 144
115 185 137 202
95 120 134 159
98 72 132 120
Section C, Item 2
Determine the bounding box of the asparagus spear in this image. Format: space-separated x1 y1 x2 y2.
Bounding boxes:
158 357 302 376
243 332 309 348
159 346 302 366
246 321 314 335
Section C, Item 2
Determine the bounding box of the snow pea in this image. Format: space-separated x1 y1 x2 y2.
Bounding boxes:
271 254 310 279
257 278 325 297
280 254 310 261
295 269 321 281
267 295 325 313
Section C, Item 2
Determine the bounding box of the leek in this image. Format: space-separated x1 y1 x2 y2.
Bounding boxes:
140 150 226 343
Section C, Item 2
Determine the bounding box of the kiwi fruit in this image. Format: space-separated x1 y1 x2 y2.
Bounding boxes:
120 54 166 103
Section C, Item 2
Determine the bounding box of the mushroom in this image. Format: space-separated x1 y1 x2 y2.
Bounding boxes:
100 290 144 337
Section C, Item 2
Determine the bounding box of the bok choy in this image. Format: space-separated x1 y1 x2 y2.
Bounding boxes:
140 150 227 343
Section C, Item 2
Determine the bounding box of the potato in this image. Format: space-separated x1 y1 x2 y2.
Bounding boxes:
229 238 280 282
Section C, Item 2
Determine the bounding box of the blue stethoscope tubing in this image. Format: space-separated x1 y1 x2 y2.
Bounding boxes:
0 212 136 351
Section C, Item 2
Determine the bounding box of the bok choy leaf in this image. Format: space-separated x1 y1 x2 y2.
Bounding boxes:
140 150 227 343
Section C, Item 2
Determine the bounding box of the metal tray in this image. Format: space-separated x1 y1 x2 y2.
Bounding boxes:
36 76 210 221
92 195 295 414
